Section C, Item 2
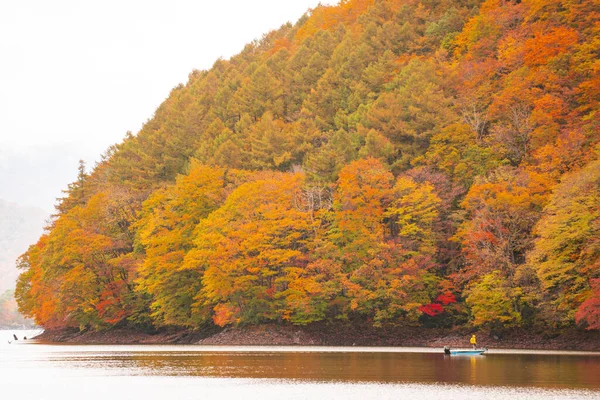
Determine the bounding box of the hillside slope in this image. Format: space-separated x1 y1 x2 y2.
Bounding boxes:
15 0 599 335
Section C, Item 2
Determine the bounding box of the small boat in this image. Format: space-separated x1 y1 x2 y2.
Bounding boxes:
444 346 487 355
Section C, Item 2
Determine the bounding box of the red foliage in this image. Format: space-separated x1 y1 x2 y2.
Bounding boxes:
575 279 600 331
435 292 457 306
419 303 443 316
420 292 457 316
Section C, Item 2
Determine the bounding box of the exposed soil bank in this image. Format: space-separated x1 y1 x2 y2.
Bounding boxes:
34 323 600 351
34 327 214 344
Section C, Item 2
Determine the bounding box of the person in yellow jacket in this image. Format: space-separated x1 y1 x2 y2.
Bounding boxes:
470 334 477 349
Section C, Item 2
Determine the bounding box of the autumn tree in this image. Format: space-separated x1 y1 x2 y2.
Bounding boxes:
331 159 443 325
456 167 550 281
183 173 318 326
530 158 600 327
465 271 522 328
135 162 248 327
16 194 143 329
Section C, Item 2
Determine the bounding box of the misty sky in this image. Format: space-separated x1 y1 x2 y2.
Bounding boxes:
0 0 335 213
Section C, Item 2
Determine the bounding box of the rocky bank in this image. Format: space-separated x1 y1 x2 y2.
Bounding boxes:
33 323 600 351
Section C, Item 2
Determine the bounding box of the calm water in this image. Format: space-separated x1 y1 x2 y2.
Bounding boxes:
1 330 599 399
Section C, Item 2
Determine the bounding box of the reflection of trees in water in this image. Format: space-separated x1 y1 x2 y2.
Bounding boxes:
116 351 600 388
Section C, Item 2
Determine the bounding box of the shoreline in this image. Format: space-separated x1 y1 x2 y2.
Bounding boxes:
32 324 600 351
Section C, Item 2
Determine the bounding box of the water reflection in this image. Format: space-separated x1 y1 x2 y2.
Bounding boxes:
20 347 600 389
1 330 600 400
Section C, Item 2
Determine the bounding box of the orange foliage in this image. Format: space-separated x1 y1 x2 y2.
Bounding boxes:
523 26 579 67
294 0 374 42
15 0 600 333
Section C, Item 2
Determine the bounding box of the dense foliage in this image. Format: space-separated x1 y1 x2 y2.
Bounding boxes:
16 0 599 332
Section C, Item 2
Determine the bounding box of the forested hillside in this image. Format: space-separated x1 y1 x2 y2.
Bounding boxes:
16 0 599 333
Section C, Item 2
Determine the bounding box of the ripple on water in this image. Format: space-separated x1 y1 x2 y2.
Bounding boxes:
1 330 599 399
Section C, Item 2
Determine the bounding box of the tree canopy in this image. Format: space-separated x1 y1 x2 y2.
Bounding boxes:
16 0 600 333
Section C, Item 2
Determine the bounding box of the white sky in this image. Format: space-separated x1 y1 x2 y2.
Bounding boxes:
0 0 336 213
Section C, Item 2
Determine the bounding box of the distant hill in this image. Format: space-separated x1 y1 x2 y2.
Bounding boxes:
0 199 47 293
0 289 36 329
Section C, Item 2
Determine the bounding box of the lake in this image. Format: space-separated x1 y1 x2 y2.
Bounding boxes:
1 330 599 399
